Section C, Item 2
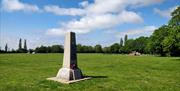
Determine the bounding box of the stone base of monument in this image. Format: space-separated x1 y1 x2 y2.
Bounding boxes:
47 77 91 84
47 68 91 84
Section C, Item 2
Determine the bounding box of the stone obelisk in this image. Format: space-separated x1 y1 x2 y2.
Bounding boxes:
56 32 83 81
47 32 90 84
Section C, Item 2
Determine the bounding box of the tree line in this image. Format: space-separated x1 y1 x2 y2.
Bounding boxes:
0 6 179 56
0 35 148 54
0 38 28 53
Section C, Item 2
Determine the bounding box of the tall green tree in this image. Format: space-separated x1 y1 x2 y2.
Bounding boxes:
24 39 27 51
19 38 22 50
148 6 180 56
148 25 169 56
5 43 8 52
162 26 180 56
163 6 180 56
169 6 180 26
120 38 123 47
124 34 128 46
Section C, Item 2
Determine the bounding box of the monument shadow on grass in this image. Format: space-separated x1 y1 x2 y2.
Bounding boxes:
84 76 108 79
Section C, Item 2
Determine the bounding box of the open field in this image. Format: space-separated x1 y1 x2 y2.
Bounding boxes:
0 54 180 91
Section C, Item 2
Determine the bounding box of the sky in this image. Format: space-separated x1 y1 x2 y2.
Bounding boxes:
0 0 179 50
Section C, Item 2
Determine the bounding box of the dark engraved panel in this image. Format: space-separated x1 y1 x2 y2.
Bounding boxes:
70 32 77 68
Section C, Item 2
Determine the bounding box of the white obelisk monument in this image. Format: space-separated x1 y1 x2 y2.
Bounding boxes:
47 32 90 84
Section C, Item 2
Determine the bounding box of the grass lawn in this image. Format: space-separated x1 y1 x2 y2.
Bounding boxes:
0 54 180 91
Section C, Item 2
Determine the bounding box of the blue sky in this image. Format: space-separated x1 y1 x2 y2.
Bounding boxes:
0 0 179 50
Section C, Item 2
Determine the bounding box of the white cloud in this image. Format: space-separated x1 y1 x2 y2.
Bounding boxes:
44 0 164 16
1 0 40 12
46 11 143 36
84 0 164 14
79 1 89 8
154 6 178 18
128 0 164 8
116 26 157 38
46 28 67 36
46 0 164 36
44 5 86 16
1 0 162 36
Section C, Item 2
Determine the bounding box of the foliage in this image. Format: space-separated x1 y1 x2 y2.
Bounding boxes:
77 44 95 53
102 47 111 53
16 38 28 53
50 45 63 53
94 44 102 53
169 6 180 26
110 43 120 53
148 25 169 56
163 26 180 56
120 38 123 47
122 39 134 53
124 34 128 45
134 37 149 53
35 45 64 53
148 6 180 56
24 39 27 52
5 43 8 52
19 38 22 50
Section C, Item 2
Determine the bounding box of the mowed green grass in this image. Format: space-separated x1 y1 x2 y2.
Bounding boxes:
0 54 180 91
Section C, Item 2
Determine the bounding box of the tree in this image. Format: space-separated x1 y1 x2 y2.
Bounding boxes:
19 38 22 50
162 26 180 56
76 44 95 53
87 46 95 53
11 49 16 53
24 39 27 51
81 45 87 53
110 43 120 53
5 43 8 52
50 45 63 53
162 6 180 56
35 45 48 53
120 38 123 47
122 39 134 53
28 49 34 53
134 37 149 53
47 46 51 53
169 6 180 26
124 34 128 46
94 44 102 53
147 6 180 56
76 44 83 53
103 47 111 53
148 25 169 56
